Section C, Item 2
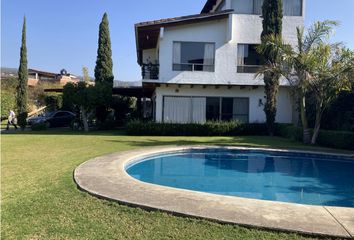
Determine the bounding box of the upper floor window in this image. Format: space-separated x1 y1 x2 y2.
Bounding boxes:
237 44 265 73
283 0 302 16
173 42 215 72
231 0 302 16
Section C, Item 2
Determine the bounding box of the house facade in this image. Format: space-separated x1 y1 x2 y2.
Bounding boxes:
135 0 304 123
28 69 80 87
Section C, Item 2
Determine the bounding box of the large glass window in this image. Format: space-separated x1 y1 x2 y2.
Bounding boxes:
231 0 302 16
206 98 220 121
206 97 249 122
232 0 263 15
173 42 215 72
283 0 302 16
237 44 265 73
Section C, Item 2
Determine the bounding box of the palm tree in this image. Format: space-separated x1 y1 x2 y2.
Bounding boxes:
309 44 354 144
257 20 338 144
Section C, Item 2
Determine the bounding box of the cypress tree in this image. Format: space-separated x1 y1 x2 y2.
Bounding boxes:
261 0 283 136
94 13 114 122
17 16 28 129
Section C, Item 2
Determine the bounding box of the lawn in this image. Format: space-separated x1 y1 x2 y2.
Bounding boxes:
1 130 348 240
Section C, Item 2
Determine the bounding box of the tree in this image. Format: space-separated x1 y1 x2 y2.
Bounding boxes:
16 17 28 130
94 13 114 123
63 82 101 132
309 45 354 144
82 66 90 83
260 0 283 136
258 21 338 144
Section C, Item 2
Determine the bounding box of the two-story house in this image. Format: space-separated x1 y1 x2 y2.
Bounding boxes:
135 0 304 124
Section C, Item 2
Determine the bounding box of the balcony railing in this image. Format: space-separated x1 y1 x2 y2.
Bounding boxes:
142 63 159 80
173 63 215 72
237 65 263 74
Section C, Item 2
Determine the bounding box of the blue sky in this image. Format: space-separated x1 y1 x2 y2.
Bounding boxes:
2 0 354 81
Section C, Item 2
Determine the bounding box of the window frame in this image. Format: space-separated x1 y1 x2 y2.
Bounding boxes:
172 41 216 72
237 43 265 74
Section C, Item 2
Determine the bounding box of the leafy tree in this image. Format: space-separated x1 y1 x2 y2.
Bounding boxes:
16 17 28 129
309 45 354 143
260 0 283 136
258 21 338 144
94 13 114 123
63 82 100 132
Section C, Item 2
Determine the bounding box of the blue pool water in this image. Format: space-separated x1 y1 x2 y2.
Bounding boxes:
126 149 354 207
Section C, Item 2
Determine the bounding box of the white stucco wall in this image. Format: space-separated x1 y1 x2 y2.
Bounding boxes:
152 13 303 86
154 85 294 124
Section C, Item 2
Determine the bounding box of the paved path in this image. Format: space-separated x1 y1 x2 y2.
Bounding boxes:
74 146 354 238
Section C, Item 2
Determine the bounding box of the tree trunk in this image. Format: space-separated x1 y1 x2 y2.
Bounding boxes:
299 90 311 144
81 107 89 132
311 101 323 145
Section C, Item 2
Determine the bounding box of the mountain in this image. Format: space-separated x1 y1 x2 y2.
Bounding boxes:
1 67 18 78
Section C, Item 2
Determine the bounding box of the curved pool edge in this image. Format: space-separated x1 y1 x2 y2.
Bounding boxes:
74 146 354 238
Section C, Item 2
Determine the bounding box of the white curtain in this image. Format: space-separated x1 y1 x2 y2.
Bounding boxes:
283 0 301 16
173 42 181 64
253 0 263 15
237 44 248 66
192 98 206 123
203 43 215 71
232 0 253 14
164 97 191 123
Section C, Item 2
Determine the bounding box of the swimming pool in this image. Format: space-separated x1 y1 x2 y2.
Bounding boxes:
126 149 354 207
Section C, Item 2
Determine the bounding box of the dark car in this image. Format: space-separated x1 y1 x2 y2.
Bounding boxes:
28 111 76 128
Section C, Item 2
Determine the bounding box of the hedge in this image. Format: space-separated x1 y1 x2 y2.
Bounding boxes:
276 124 354 150
126 120 268 136
126 121 354 150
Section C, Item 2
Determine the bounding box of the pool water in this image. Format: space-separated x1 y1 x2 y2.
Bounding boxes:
126 149 354 207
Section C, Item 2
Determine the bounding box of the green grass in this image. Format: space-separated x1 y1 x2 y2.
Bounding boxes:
2 130 350 240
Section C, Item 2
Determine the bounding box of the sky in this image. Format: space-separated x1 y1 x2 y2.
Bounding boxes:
1 0 354 81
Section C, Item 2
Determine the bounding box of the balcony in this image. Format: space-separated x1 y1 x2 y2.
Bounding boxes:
142 63 159 80
237 65 262 74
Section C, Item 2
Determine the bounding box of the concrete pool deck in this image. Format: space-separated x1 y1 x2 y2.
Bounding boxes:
74 146 354 238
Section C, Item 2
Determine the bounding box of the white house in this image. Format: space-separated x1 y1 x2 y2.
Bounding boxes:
135 0 304 124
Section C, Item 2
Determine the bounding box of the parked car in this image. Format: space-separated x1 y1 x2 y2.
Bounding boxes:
28 111 76 128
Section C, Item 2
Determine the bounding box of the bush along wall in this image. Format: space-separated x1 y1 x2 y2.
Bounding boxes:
126 121 354 150
126 120 268 137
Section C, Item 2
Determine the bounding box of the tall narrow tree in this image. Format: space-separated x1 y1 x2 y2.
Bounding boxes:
261 0 283 135
94 13 114 122
17 16 28 129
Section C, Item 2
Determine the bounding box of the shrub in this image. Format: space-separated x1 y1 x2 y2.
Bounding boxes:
126 120 268 137
275 124 303 141
31 122 48 131
44 94 63 111
1 91 16 120
317 130 354 150
276 124 354 150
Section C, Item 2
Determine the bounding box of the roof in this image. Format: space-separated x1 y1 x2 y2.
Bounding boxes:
135 9 232 64
135 9 232 28
29 69 58 78
201 0 219 14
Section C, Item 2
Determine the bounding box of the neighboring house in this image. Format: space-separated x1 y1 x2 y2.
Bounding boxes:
135 0 304 123
28 69 80 87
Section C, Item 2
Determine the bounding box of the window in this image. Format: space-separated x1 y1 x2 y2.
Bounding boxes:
283 0 302 16
231 0 302 16
206 97 249 122
237 44 265 73
163 97 206 123
232 0 263 15
206 98 220 121
173 42 215 72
